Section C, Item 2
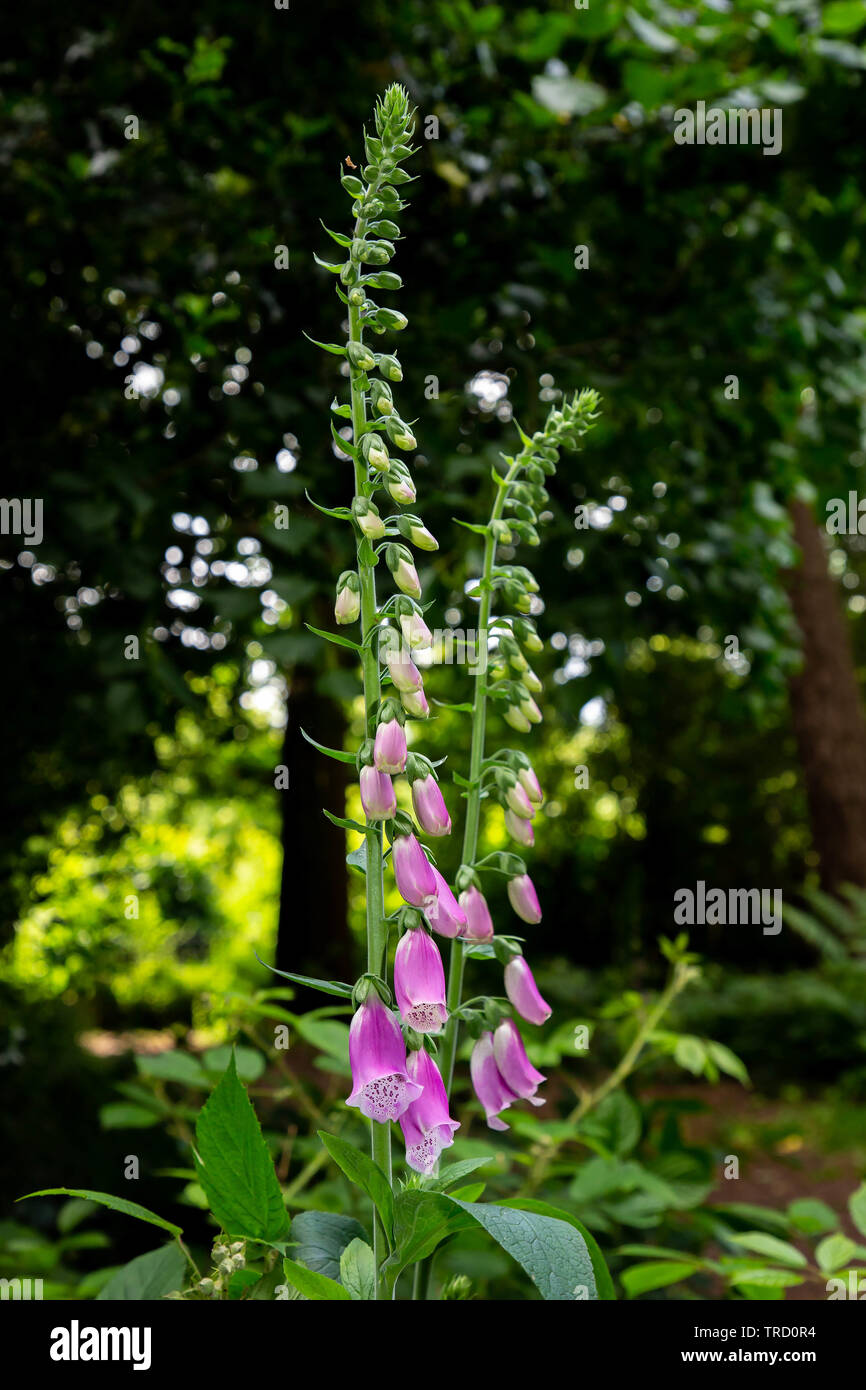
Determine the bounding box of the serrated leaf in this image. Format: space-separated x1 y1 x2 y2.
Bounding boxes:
96 1244 187 1301
499 1197 615 1300
17 1190 182 1239
193 1052 289 1243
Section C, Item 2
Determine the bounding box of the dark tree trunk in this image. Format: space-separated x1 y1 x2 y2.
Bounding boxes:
274 668 357 988
786 499 866 890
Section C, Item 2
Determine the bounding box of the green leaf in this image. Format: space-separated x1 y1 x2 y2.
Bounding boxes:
729 1232 807 1268
425 1158 494 1193
500 1197 615 1300
816 1233 857 1274
450 1199 598 1300
340 1238 377 1300
312 254 344 275
302 333 346 357
96 1244 187 1301
578 1091 641 1157
823 2 866 36
136 1051 209 1088
848 1184 866 1239
17 1190 182 1239
201 1045 265 1084
254 959 354 998
452 518 490 535
319 222 353 249
788 1198 839 1237
323 808 369 834
728 1268 805 1289
305 622 362 653
383 1190 474 1288
299 726 357 764
347 842 368 875
673 1035 707 1075
282 1256 352 1300
99 1103 159 1129
705 1041 750 1086
621 1260 699 1298
304 488 352 519
193 1052 289 1243
318 1131 394 1242
290 1210 368 1281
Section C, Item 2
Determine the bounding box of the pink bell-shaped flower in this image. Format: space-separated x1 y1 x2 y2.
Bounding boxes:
392 831 437 906
504 956 552 1026
394 926 448 1034
507 872 542 924
458 884 494 942
346 991 423 1123
399 1048 460 1174
411 774 451 837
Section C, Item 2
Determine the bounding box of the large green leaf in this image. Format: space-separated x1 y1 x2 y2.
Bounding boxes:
451 1199 599 1300
383 1190 474 1290
500 1197 616 1300
18 1189 182 1239
291 1210 368 1281
621 1260 700 1298
96 1244 187 1301
318 1131 394 1241
193 1052 289 1243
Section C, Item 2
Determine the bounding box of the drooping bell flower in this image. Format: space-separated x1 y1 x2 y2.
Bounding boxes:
411 774 451 837
505 780 535 820
360 766 396 822
386 647 423 693
423 866 467 938
504 808 534 848
458 883 494 942
393 556 421 599
347 991 423 1124
507 872 542 924
394 926 447 1034
399 610 433 651
400 687 429 719
392 831 437 906
504 705 531 733
519 694 542 725
504 956 552 1026
493 1019 546 1106
334 571 360 626
470 1031 518 1131
373 718 407 774
400 1048 460 1174
387 470 416 505
518 765 544 807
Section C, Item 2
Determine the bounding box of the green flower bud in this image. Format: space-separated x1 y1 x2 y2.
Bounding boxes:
348 286 366 306
347 340 376 371
361 433 390 472
371 219 400 239
376 307 408 331
396 514 438 551
366 270 402 291
341 175 364 197
363 241 394 265
377 354 403 382
385 416 417 450
369 380 394 415
352 496 386 540
491 520 513 545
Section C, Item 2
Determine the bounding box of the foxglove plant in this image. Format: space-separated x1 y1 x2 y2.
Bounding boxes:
281 85 610 1300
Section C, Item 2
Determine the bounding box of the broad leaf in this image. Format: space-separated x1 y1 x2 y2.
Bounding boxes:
621 1260 699 1298
96 1244 187 1301
500 1197 616 1301
291 1210 368 1281
194 1052 289 1243
450 1199 598 1300
340 1238 377 1301
729 1232 807 1268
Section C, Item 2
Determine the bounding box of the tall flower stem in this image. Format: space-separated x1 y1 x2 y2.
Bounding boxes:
348 294 391 1292
440 462 520 1095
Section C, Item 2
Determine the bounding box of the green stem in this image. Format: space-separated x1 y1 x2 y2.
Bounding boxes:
348 294 391 1297
440 460 521 1096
